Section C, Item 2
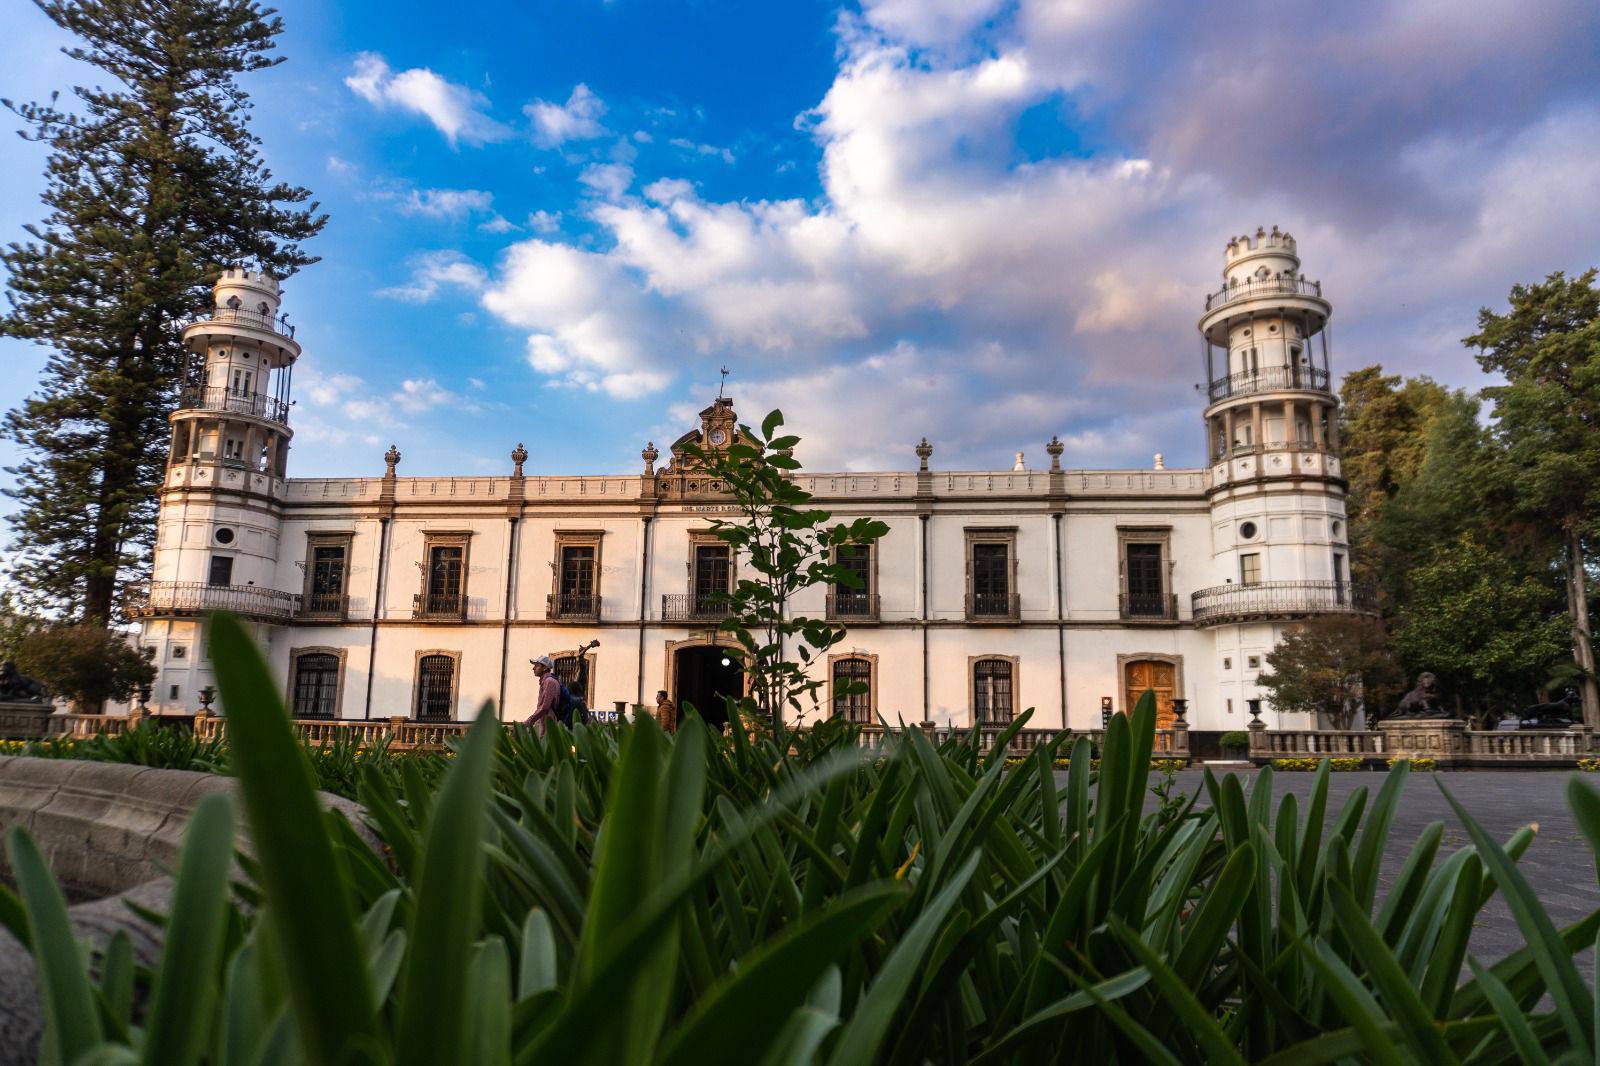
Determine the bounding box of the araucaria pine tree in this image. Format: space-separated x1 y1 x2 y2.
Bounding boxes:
2 0 325 624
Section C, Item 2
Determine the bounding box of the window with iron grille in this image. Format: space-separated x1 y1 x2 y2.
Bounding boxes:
973 659 1014 724
553 653 594 707
832 544 873 616
971 542 1011 616
832 657 872 722
1124 542 1165 615
693 544 730 610
416 654 455 720
290 653 340 719
426 545 463 612
557 544 596 615
308 544 347 613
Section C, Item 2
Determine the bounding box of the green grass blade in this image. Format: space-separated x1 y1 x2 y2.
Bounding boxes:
1466 955 1551 1065
99 930 134 1032
1352 761 1409 913
209 612 376 1062
395 703 500 1066
466 937 513 1066
1109 915 1246 1065
518 909 558 999
1298 940 1408 1066
1567 775 1600 882
1173 841 1255 990
141 792 237 1066
7 826 101 1063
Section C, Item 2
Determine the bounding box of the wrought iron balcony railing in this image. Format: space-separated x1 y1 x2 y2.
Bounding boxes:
186 306 296 338
412 592 466 621
966 592 1020 621
129 581 299 622
1206 365 1331 402
826 592 880 621
1204 276 1324 311
1191 580 1369 625
299 591 348 620
662 593 731 623
548 592 600 621
1120 592 1179 621
178 385 290 424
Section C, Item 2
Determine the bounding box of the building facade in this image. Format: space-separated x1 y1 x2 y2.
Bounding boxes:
133 228 1359 733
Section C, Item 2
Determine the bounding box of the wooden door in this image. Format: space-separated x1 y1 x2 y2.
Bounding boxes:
1124 660 1176 729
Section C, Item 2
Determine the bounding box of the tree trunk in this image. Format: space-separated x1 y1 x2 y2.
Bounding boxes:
1565 524 1600 730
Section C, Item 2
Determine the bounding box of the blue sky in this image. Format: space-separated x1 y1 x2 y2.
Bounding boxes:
3 0 1600 485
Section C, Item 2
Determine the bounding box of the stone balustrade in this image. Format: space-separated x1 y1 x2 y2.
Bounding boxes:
1249 720 1597 767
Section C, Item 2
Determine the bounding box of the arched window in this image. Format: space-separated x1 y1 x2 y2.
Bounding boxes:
290 652 340 719
832 657 872 723
226 295 242 309
416 654 456 720
973 658 1014 724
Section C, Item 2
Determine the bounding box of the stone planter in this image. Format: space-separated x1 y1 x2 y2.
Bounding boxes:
1378 719 1467 762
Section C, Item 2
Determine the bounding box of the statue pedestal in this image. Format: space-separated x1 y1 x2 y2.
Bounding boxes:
0 700 55 741
1379 719 1466 762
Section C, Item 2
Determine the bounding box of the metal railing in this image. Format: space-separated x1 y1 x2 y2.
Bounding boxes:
1192 580 1367 624
299 591 348 620
412 592 465 621
1120 592 1179 621
186 306 296 338
966 592 1020 621
1204 276 1324 311
662 593 731 623
128 581 299 622
1206 365 1331 401
548 592 600 621
178 385 290 424
826 592 879 621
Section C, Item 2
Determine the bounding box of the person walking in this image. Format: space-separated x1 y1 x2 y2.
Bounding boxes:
655 689 677 735
526 655 561 733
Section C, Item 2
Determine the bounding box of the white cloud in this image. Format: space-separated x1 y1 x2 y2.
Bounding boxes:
344 52 507 146
667 137 736 164
378 250 488 303
478 213 519 234
526 209 562 233
393 378 467 414
525 83 607 147
578 162 634 201
396 187 494 220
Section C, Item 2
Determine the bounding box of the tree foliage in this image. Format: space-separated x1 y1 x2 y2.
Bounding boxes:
684 409 889 730
1257 615 1403 729
2 0 325 624
14 621 154 711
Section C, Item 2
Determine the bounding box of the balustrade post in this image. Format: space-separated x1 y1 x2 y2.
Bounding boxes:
1170 699 1190 759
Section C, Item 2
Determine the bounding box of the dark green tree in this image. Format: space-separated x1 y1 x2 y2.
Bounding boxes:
1257 615 1403 729
2 0 324 624
15 621 155 712
1465 270 1600 727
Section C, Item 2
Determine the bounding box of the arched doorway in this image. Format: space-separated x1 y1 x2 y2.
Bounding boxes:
673 645 744 732
1122 658 1178 729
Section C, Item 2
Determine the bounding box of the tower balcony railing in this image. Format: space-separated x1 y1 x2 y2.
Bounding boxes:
966 592 1021 622
179 385 290 425
1119 592 1179 621
1206 365 1331 402
1191 580 1370 625
185 306 296 338
1204 276 1325 312
547 592 601 621
826 591 880 621
128 580 300 622
662 593 731 623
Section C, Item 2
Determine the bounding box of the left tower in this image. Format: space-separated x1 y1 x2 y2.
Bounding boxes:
133 269 301 711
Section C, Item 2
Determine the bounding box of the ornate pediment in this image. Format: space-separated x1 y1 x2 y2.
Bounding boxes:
658 396 751 498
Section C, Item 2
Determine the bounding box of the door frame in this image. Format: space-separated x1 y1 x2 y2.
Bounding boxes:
1117 652 1184 726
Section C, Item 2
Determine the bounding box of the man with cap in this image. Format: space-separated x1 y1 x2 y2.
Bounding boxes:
527 655 561 732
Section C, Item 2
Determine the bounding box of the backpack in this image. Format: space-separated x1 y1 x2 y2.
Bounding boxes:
555 678 585 725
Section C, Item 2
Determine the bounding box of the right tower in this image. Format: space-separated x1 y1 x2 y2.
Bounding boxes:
1195 226 1355 726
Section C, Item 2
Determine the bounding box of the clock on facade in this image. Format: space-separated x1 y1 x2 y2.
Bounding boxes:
709 429 727 446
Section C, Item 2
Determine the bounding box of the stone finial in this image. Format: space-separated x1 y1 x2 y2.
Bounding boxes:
511 442 528 477
383 444 401 478
1045 435 1064 472
915 437 933 471
1153 452 1165 470
1013 451 1025 472
642 441 659 476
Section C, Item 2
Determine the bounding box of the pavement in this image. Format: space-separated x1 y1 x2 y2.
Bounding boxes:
1149 769 1598 964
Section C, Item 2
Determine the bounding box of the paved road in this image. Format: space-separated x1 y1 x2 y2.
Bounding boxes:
1147 770 1598 963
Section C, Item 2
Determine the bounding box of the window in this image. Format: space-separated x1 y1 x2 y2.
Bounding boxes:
693 543 731 611
305 541 349 616
208 555 234 587
415 654 456 720
1223 657 1233 671
214 527 235 545
1246 655 1260 670
832 657 873 723
831 544 875 618
552 539 599 619
170 644 188 660
965 529 1017 619
1333 552 1347 604
231 368 251 393
1239 521 1257 540
290 652 341 719
416 535 470 618
973 658 1014 724
1240 553 1262 586
223 437 243 461
169 684 180 700
1123 542 1167 617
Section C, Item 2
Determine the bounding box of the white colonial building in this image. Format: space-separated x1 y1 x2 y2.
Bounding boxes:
132 228 1359 738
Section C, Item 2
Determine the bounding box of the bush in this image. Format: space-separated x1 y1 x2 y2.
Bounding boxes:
1388 755 1439 772
1218 729 1251 752
1271 756 1364 772
1580 757 1600 772
1329 757 1364 771
14 622 154 711
4 610 1600 1063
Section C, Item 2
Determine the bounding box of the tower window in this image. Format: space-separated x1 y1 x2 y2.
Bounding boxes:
214 527 235 545
1239 553 1262 586
208 555 234 587
1239 521 1257 539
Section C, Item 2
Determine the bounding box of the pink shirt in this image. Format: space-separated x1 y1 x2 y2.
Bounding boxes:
530 672 560 723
